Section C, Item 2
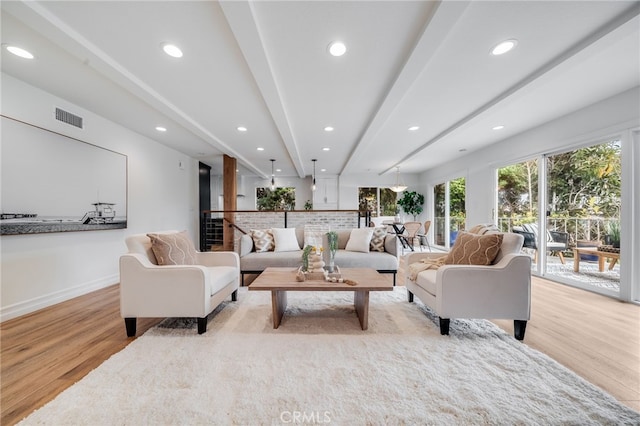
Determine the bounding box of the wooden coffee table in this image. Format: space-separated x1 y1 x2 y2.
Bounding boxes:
248 267 393 330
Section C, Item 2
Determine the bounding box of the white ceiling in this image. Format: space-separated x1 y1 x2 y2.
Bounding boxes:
2 1 639 180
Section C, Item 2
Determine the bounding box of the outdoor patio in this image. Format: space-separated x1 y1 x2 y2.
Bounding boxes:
526 251 621 292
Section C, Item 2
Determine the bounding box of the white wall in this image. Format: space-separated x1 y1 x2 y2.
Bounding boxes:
0 74 199 320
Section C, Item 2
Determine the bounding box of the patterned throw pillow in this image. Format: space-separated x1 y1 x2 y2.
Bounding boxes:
467 224 500 235
147 231 197 265
445 232 503 265
251 229 275 252
369 227 387 252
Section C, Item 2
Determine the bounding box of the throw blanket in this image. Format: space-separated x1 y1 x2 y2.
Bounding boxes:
408 256 447 281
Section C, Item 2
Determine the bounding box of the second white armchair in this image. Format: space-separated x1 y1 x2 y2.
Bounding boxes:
405 231 531 340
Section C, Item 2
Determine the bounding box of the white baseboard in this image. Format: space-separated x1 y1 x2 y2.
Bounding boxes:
0 274 118 322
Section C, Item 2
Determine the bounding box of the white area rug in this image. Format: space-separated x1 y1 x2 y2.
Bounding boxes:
21 287 639 425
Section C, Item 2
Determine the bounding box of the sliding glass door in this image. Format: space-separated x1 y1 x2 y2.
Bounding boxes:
544 140 621 296
497 140 621 297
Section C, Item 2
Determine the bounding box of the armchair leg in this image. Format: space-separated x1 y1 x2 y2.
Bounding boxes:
439 317 450 336
231 289 238 302
197 317 207 334
407 290 414 303
514 320 527 341
124 318 137 337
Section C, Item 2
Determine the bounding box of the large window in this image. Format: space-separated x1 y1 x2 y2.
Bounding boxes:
256 187 296 210
434 177 466 248
358 187 397 217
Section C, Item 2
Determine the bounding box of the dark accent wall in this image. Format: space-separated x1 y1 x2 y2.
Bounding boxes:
199 162 211 251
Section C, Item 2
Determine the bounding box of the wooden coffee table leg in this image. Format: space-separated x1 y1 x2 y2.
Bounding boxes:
354 290 370 330
271 290 287 329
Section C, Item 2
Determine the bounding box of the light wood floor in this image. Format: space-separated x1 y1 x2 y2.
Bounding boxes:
1 277 638 425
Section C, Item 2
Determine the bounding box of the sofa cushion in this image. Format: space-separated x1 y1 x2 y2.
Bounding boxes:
416 269 438 297
208 266 239 295
370 227 387 252
241 250 303 271
147 231 197 265
333 250 398 270
272 228 301 252
250 228 274 253
445 232 503 265
345 228 374 253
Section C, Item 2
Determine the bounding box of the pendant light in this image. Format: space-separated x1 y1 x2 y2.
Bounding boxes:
270 159 275 190
390 166 407 192
311 159 317 191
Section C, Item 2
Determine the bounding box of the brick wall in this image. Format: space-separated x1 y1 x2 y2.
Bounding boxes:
230 210 361 251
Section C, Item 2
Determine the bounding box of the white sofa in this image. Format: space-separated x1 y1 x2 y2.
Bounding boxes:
120 232 240 336
239 228 400 285
404 232 531 340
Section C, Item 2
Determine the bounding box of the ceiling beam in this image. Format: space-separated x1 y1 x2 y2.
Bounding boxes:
340 0 471 176
220 1 306 178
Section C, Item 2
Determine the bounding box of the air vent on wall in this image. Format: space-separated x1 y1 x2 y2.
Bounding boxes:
55 107 83 129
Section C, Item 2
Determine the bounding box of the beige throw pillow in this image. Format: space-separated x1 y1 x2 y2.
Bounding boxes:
147 231 197 265
251 229 275 252
445 232 503 265
272 227 302 252
345 228 374 253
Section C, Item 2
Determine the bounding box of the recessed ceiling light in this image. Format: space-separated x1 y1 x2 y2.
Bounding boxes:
328 41 346 57
322 147 330 151
257 147 264 151
324 126 334 132
155 126 167 132
492 125 505 130
237 126 247 132
491 39 517 56
161 43 183 58
408 126 420 131
276 168 282 172
321 168 327 172
5 45 34 59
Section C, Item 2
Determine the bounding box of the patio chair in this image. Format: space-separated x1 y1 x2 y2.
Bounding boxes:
416 220 432 252
512 223 569 264
402 221 422 252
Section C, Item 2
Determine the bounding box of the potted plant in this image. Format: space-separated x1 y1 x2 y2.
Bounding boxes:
325 231 338 272
606 220 621 248
397 191 424 221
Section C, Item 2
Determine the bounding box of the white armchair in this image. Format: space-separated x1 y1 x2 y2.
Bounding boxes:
405 232 531 340
120 231 240 336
